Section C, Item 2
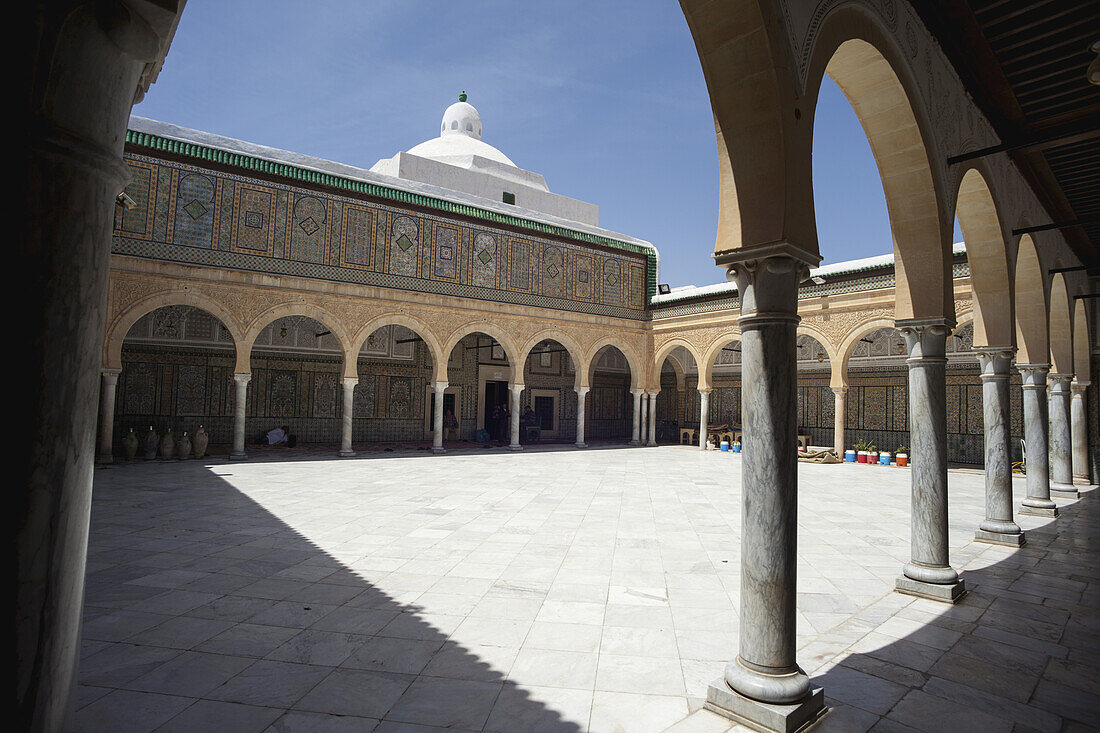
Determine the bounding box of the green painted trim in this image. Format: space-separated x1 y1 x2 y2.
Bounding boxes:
126 128 658 287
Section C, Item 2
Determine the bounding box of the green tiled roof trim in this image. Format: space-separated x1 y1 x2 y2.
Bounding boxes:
126 129 657 299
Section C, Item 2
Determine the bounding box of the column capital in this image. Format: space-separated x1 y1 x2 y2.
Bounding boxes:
510 383 524 395
630 388 645 397
646 390 660 398
1048 373 1073 385
898 321 950 360
830 385 848 396
973 347 1015 377
433 380 449 391
342 377 358 388
727 254 807 326
575 386 590 396
233 372 252 386
1018 364 1050 387
101 367 122 378
698 388 712 395
1071 381 1091 394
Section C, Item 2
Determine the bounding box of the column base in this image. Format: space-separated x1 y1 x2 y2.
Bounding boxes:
1073 477 1095 487
705 679 825 733
432 446 447 454
629 439 641 446
574 442 588 449
974 529 1026 547
895 575 966 604
96 454 114 465
1050 484 1079 499
646 441 657 447
338 449 356 457
229 452 248 461
507 444 523 451
1019 503 1059 518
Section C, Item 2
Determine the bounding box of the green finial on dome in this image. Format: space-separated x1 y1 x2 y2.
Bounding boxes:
458 91 467 102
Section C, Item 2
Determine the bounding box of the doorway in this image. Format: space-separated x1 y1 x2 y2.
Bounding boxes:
483 380 510 435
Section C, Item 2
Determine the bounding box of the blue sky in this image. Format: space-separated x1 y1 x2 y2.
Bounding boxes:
136 1 950 287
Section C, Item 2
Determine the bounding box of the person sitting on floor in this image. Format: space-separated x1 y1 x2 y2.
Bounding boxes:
266 425 292 446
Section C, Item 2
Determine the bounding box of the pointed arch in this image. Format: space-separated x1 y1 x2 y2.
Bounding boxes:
104 290 244 372
243 303 354 377
1014 234 1049 366
700 334 743 391
518 329 587 389
441 322 519 376
1073 298 1090 380
653 338 704 391
955 166 1014 347
1049 273 1073 375
836 317 900 382
806 8 952 322
584 336 640 390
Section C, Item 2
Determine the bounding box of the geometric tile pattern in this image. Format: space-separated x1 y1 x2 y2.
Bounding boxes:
115 155 649 321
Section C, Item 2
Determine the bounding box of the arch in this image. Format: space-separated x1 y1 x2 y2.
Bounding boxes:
660 350 688 393
680 2 815 258
807 21 952 322
700 334 743 391
796 323 838 364
442 322 520 377
954 166 1014 347
652 337 704 391
584 336 641 390
243 303 355 377
1014 234 1049 366
352 313 444 382
836 317 900 386
517 329 587 388
1073 298 1090 380
1049 273 1073 375
104 290 245 372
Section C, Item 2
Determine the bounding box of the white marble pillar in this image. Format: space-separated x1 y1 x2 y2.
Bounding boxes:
973 349 1024 546
575 387 589 448
1019 365 1058 517
230 373 251 460
96 369 121 464
706 255 823 731
640 392 648 445
509 384 523 450
1071 381 1091 485
432 381 447 454
647 390 659 446
698 389 710 449
630 389 643 445
338 378 357 457
1048 374 1077 498
831 387 846 456
895 323 964 603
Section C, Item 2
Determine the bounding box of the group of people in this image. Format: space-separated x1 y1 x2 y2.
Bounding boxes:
487 403 540 444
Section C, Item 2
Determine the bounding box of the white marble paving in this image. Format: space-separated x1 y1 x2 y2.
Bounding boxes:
75 445 1098 732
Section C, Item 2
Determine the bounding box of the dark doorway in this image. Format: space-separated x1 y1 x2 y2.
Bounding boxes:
483 380 510 436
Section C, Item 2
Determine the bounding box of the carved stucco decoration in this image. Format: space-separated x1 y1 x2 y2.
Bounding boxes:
803 306 895 352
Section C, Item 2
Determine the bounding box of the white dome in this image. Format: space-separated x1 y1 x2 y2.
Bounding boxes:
441 99 482 139
405 93 517 167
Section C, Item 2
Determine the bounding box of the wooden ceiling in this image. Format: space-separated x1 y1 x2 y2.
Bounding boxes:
915 1 1100 272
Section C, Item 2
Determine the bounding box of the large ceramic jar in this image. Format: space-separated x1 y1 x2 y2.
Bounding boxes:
143 427 159 460
122 428 139 460
192 426 209 459
177 432 192 460
159 429 175 459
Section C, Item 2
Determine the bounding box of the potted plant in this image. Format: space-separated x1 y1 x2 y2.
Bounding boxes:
895 446 908 467
867 443 878 464
854 439 869 463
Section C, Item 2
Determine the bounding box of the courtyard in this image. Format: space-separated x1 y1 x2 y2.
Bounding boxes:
74 445 1097 732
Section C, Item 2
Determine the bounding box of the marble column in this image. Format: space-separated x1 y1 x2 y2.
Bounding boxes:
1048 374 1077 498
640 392 648 446
1071 381 1092 485
1019 365 1058 517
575 387 589 448
18 7 186 731
894 323 965 603
509 384 523 450
647 391 659 446
706 255 823 731
698 389 710 449
338 378 357 457
630 389 643 445
230 374 251 460
831 387 846 456
432 381 447 454
96 369 122 464
973 349 1024 546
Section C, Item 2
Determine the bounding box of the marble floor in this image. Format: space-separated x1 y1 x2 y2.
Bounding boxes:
75 445 1098 732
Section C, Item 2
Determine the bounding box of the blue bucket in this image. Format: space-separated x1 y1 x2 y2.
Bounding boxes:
844 450 856 462
879 454 891 466
720 441 729 452
732 443 742 453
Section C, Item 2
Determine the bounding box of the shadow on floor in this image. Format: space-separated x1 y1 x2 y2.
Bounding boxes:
803 488 1099 732
75 459 586 732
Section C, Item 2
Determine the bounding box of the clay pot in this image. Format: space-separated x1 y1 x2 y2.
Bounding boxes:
122 428 139 460
143 427 159 460
159 430 175 459
177 432 192 460
192 426 208 459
